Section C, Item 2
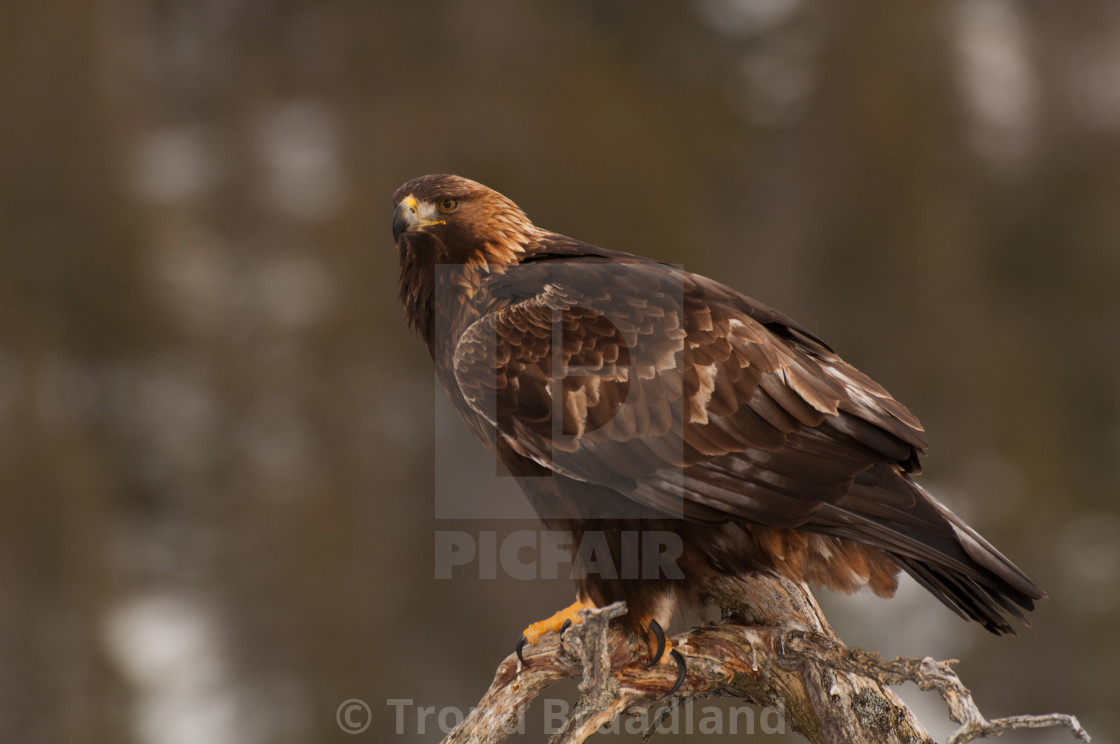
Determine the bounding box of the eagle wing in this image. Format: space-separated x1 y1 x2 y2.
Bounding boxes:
454 254 925 523
452 251 1042 630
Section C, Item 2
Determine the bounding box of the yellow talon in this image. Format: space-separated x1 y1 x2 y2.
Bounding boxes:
638 615 677 667
653 635 677 662
521 597 597 646
639 616 688 694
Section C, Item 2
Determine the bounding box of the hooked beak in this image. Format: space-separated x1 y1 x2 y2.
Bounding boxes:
393 196 445 242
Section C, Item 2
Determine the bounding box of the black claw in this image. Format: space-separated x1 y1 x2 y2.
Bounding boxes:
666 649 686 696
559 618 572 637
646 619 666 668
516 635 530 667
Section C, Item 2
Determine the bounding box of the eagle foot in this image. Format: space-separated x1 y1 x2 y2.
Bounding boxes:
642 619 686 695
515 606 686 695
516 598 595 668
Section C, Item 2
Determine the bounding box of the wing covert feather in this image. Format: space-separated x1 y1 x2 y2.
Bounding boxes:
452 258 927 525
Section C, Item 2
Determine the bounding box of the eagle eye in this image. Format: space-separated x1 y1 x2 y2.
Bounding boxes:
437 198 460 213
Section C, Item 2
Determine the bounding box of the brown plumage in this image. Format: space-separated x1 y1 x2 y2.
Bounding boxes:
393 173 1044 639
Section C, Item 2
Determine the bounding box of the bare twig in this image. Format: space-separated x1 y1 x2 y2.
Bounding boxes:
781 630 1090 744
441 571 1089 744
948 714 1090 744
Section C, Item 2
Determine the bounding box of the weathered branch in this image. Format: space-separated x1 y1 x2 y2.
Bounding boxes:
442 571 1089 744
778 632 1089 744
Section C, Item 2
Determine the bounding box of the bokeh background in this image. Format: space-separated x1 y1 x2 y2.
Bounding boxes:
2 1 1118 742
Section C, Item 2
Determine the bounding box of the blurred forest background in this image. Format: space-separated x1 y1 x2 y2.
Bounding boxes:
2 1 1119 742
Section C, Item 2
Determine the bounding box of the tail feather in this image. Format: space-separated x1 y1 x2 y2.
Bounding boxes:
893 554 1032 635
816 474 1045 635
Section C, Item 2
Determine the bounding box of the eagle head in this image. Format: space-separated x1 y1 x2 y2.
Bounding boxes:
392 174 535 267
393 174 537 345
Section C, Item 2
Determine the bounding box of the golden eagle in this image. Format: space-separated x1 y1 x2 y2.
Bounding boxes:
393 174 1043 687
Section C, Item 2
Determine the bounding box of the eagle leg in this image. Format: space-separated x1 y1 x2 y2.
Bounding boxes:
516 597 597 667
